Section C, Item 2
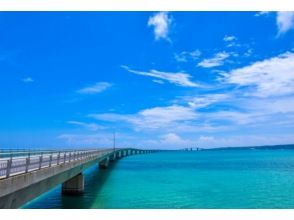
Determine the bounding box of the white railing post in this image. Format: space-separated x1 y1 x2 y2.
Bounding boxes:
49 154 52 167
25 157 30 173
39 154 43 170
57 152 60 165
69 153 71 162
6 159 12 178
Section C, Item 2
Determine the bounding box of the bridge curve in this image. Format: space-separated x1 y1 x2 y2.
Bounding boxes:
0 148 156 208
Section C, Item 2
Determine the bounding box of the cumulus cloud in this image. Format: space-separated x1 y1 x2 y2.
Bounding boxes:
77 82 112 94
198 51 230 68
122 65 200 87
148 12 172 41
222 51 294 97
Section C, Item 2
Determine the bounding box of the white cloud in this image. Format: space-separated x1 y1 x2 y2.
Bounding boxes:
195 134 294 149
186 94 231 109
207 110 265 125
77 82 112 94
122 65 200 87
148 12 172 41
254 11 270 17
58 133 113 147
67 120 104 131
256 11 294 36
198 51 230 68
90 105 197 130
276 12 294 35
174 50 201 62
198 135 215 142
22 77 34 83
223 35 241 47
152 79 164 84
222 51 294 97
244 48 253 57
160 133 188 146
223 35 236 42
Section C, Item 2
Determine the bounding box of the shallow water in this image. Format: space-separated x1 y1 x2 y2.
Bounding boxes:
23 150 294 208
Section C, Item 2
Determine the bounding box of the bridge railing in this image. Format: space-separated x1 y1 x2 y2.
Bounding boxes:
0 149 115 179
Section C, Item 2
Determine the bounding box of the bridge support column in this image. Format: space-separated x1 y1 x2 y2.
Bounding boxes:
110 153 116 161
99 157 110 169
62 173 84 195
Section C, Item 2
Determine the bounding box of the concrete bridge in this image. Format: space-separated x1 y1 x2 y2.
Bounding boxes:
0 148 156 208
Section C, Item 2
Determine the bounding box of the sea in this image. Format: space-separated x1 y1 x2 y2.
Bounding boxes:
22 148 294 208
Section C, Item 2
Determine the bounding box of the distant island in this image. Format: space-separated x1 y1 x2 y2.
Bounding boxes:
205 144 294 151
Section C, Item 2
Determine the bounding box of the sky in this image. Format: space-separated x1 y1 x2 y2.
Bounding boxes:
1 11 294 149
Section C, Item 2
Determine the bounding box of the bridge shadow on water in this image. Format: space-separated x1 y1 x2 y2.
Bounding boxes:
60 159 120 209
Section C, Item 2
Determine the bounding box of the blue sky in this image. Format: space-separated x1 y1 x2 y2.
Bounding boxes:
1 12 294 149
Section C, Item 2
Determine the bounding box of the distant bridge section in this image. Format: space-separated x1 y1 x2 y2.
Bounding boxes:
0 148 157 208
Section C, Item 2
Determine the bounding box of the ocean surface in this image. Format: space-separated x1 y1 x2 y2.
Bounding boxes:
22 149 294 208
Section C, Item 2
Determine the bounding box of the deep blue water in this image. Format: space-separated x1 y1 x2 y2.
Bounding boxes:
23 150 294 208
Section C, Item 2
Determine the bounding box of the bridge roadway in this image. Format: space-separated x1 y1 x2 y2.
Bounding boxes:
0 148 156 208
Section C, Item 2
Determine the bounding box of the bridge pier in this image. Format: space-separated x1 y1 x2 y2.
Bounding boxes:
62 173 84 195
109 153 116 161
99 157 110 169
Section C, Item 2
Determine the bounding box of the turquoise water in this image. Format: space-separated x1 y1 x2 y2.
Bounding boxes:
23 150 294 208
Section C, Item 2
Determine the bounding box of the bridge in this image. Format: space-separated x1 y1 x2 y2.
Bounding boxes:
0 148 156 208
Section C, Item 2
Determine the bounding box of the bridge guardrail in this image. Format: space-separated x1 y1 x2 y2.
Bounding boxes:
0 149 116 179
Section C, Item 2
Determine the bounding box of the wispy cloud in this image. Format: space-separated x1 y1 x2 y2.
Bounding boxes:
223 35 236 42
276 12 294 36
90 105 197 130
185 94 231 109
152 79 165 84
122 65 200 87
254 11 270 17
198 51 230 68
148 12 172 41
21 77 34 83
222 51 294 97
223 35 240 47
67 120 105 131
77 82 112 94
58 133 113 146
174 50 201 62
